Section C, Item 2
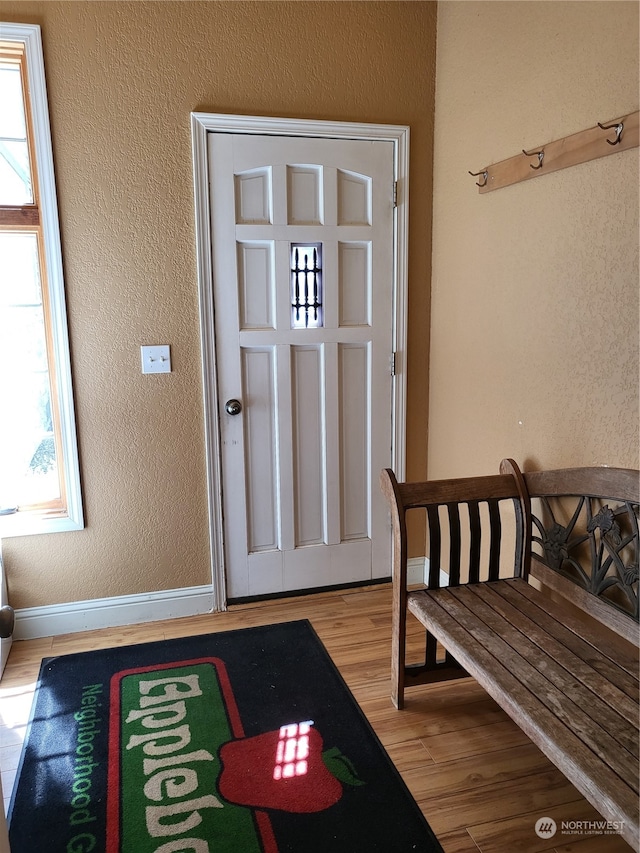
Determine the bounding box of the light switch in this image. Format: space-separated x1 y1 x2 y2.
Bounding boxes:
141 345 171 374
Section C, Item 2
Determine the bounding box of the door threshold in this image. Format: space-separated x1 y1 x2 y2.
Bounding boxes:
227 577 391 607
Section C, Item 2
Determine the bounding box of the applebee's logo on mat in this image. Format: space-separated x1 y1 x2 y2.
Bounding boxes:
108 659 364 853
218 720 364 813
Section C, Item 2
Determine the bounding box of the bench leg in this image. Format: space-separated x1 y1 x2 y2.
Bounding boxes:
391 577 407 710
402 627 468 692
392 606 467 708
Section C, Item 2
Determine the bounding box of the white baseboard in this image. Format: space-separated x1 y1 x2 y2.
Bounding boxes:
407 557 448 587
13 561 450 641
13 585 215 640
407 557 427 585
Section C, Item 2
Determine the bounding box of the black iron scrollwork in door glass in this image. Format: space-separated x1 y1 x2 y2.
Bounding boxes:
291 244 322 329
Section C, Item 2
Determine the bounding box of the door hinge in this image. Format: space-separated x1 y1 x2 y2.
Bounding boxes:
390 352 397 376
393 181 398 208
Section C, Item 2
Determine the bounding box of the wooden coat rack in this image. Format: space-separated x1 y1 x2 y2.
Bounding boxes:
469 110 639 193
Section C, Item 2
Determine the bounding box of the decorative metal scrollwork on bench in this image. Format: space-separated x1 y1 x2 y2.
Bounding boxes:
532 495 640 621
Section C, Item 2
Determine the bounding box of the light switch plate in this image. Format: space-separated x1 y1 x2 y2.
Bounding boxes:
141 345 171 374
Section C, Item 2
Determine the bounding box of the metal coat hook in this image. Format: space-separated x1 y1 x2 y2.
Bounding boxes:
597 119 624 145
469 169 488 187
466 110 638 194
522 148 544 170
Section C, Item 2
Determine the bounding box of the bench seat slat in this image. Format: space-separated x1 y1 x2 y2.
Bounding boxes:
501 579 640 691
407 581 639 845
470 582 640 733
427 583 639 788
450 583 639 760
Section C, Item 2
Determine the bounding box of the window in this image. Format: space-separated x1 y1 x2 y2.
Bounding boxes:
0 23 83 535
290 243 323 329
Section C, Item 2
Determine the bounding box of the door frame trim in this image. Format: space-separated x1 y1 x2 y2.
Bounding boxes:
191 112 410 610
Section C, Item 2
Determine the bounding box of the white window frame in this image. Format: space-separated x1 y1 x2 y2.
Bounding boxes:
0 22 83 536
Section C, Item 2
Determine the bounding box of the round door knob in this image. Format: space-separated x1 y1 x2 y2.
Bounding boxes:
0 605 14 639
225 399 242 416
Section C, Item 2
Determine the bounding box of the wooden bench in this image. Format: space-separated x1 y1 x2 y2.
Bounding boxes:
380 460 639 849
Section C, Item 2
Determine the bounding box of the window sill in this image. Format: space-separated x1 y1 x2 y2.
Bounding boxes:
0 508 83 538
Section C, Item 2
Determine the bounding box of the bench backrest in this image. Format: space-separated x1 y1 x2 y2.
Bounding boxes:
381 460 639 643
521 466 639 643
380 462 530 591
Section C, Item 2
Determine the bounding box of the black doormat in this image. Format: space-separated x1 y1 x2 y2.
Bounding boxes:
9 619 443 852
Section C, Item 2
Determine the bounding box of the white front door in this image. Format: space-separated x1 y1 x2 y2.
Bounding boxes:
192 115 409 605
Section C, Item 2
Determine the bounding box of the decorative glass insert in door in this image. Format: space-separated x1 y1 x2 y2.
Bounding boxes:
291 243 322 329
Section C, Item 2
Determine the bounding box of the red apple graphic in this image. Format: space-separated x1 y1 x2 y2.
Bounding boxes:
218 721 364 813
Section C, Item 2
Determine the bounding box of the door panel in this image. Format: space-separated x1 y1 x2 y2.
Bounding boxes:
339 342 369 540
209 133 395 599
291 345 324 546
243 348 278 552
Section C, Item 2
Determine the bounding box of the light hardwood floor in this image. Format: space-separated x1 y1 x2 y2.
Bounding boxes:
0 583 632 852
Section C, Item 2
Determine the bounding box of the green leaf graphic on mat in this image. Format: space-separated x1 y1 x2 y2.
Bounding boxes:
322 746 365 787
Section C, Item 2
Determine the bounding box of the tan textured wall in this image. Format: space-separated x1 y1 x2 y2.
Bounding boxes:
0 1 437 607
429 1 639 480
